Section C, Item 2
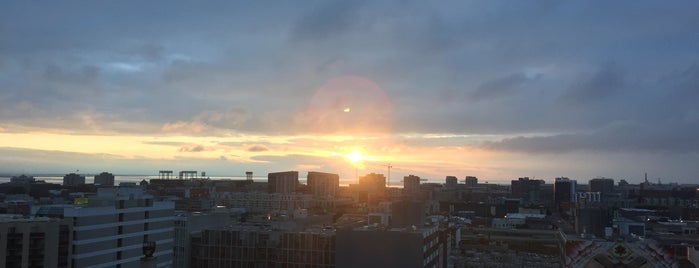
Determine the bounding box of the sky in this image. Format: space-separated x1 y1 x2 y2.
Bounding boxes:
1 1 698 184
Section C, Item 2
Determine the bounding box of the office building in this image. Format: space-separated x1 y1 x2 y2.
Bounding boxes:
404 175 421 197
268 171 299 194
589 177 615 195
34 187 175 268
511 177 545 204
445 176 458 189
391 201 425 228
575 207 612 238
307 171 339 198
173 212 230 268
554 177 577 204
0 215 72 268
336 224 442 268
190 225 335 267
358 173 386 192
94 172 115 186
63 173 85 187
464 176 478 187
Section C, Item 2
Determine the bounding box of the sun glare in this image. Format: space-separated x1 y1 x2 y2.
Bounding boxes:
345 150 364 163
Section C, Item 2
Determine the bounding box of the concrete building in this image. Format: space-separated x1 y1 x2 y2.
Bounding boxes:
34 187 175 268
63 173 86 187
349 173 387 204
10 175 36 184
173 211 230 268
575 207 612 238
268 171 299 194
404 175 421 197
445 176 458 189
358 173 386 192
589 177 614 195
464 176 478 187
190 225 335 267
554 177 577 204
391 201 425 228
0 215 72 268
336 224 442 268
216 191 313 213
307 171 339 198
511 177 545 204
94 172 115 186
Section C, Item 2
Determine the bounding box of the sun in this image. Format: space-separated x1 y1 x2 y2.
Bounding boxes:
345 150 364 163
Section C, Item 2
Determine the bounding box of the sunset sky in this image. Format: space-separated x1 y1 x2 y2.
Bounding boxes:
1 1 698 184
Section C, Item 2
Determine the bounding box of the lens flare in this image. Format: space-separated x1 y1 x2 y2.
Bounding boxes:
345 150 364 163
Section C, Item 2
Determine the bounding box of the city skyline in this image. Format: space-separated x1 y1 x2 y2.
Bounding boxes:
2 1 699 183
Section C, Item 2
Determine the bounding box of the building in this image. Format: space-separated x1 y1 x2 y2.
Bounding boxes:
216 191 313 213
336 224 442 268
34 187 175 268
464 176 478 187
358 173 386 192
589 177 614 194
173 211 230 268
510 177 545 204
404 175 421 197
10 175 36 184
94 172 115 186
554 177 577 204
307 171 339 198
575 207 612 238
445 176 458 189
349 173 387 204
0 215 72 268
268 171 299 194
190 225 335 267
63 173 85 187
391 201 426 228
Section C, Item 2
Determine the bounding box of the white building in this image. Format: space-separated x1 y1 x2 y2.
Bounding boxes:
34 187 175 268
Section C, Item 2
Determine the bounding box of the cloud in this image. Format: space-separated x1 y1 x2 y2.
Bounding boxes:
468 72 539 102
291 1 365 42
246 144 269 152
178 145 206 152
482 120 699 154
1 1 699 182
195 108 251 130
162 121 205 134
558 64 624 105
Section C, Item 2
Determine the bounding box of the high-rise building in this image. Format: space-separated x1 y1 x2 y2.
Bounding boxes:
34 187 175 267
358 173 386 192
589 177 615 194
464 176 478 187
94 172 115 186
554 177 577 204
62 173 85 187
268 171 299 194
511 177 545 204
445 176 458 189
173 212 230 268
403 175 421 196
307 171 339 198
0 215 72 268
575 207 612 238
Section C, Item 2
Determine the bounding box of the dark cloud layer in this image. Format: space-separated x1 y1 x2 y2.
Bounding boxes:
1 1 699 176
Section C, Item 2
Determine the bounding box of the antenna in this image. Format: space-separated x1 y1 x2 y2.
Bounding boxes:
387 163 392 187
